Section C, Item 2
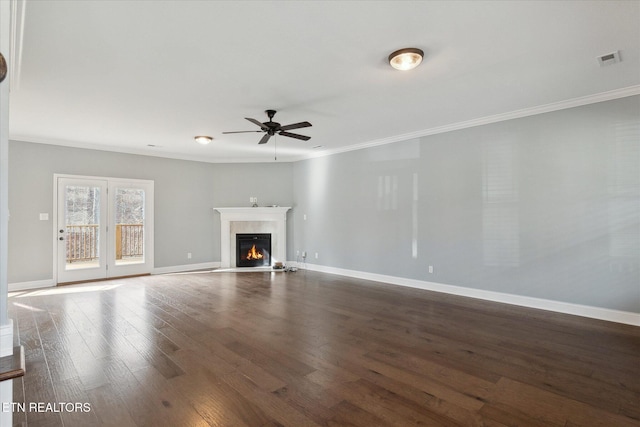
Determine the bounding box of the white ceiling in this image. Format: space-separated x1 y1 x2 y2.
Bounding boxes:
8 0 640 163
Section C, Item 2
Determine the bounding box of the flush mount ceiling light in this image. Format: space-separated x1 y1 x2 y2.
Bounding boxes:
388 48 424 71
194 135 213 145
0 53 7 82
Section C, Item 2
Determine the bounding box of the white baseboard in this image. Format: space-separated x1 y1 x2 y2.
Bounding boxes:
10 263 638 326
8 279 56 292
302 263 640 327
153 261 220 275
7 262 222 290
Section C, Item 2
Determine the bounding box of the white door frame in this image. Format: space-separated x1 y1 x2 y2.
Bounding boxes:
107 179 154 278
56 177 108 283
53 174 154 284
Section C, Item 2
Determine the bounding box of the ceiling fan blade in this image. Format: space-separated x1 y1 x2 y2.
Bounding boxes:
258 134 272 144
245 117 269 130
279 121 312 131
222 130 262 134
279 131 311 141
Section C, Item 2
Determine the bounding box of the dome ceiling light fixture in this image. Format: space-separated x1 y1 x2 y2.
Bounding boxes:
194 135 213 145
0 53 7 83
388 47 424 71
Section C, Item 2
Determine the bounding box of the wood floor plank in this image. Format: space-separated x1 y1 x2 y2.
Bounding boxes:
7 270 640 426
482 376 640 427
359 376 478 426
220 370 322 427
84 383 137 427
271 382 341 426
129 365 221 427
314 338 490 412
168 360 268 427
184 333 288 392
55 377 103 426
327 400 393 427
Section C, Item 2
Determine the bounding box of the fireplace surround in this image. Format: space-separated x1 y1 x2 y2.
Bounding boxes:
214 207 290 268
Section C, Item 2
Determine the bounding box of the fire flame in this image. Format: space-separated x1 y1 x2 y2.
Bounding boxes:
246 244 264 260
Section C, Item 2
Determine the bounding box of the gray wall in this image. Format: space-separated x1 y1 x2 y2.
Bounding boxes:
8 96 640 313
293 96 640 313
8 142 293 283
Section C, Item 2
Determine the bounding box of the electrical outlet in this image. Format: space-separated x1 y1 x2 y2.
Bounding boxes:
428 265 433 274
302 251 307 258
188 252 192 259
315 252 319 259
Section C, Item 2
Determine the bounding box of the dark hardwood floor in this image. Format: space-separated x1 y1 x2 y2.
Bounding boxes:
7 270 640 426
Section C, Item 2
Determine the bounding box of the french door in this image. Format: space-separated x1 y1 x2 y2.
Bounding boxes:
55 176 154 284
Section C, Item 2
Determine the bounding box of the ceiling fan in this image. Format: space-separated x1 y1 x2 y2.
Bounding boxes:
222 110 312 145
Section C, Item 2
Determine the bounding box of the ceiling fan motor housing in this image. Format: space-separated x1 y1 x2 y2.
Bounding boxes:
265 122 280 134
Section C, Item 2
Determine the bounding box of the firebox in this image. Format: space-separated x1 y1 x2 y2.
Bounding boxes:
236 233 271 267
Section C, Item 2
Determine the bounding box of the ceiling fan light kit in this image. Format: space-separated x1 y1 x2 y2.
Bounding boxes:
388 47 424 71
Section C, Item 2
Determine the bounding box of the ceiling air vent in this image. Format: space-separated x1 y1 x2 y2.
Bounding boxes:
598 51 621 67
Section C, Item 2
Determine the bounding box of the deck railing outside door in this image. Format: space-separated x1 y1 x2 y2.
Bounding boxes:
66 224 143 263
66 224 98 263
115 224 144 260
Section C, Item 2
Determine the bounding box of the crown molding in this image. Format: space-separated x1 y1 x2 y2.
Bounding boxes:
304 85 640 160
10 86 640 164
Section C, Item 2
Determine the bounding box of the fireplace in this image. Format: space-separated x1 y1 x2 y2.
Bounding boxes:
236 233 271 267
214 207 290 268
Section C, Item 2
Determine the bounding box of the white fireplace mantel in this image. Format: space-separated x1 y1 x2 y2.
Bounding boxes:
214 207 291 268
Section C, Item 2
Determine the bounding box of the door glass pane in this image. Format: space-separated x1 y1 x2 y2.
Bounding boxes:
65 185 101 270
115 188 145 265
